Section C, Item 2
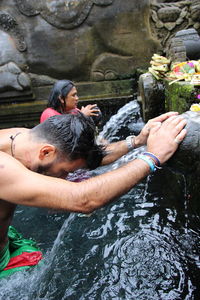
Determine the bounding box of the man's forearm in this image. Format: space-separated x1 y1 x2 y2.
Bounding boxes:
0 152 149 212
101 134 146 166
71 158 150 213
35 158 150 213
101 140 129 165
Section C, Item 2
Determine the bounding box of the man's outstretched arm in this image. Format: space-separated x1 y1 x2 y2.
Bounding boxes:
101 111 179 165
0 115 187 213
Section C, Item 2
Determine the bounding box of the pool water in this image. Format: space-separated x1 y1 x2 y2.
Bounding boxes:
0 101 199 300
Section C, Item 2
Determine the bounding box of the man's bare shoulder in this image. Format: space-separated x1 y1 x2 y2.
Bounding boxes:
0 127 28 137
0 151 27 184
0 151 24 165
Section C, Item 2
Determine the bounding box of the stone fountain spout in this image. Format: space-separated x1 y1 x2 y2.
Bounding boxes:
169 111 200 173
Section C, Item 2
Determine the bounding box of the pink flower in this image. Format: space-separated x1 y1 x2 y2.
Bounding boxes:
197 94 200 100
188 62 194 68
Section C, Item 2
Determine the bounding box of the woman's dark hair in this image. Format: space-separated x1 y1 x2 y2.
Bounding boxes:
32 112 105 169
48 80 75 111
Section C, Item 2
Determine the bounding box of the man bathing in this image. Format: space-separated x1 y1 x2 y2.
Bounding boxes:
0 112 187 277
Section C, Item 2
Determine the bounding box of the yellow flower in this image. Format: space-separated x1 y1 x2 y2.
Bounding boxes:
190 103 200 112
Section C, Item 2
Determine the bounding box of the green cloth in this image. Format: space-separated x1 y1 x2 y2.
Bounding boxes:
0 226 42 279
0 243 10 271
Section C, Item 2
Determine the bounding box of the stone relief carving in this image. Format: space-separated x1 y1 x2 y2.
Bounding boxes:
4 0 199 96
91 53 134 81
14 0 114 29
0 0 117 97
0 11 26 52
1 0 155 86
150 0 200 48
0 62 30 92
14 0 39 16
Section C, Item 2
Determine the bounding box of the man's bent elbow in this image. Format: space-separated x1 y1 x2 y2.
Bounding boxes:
76 198 98 214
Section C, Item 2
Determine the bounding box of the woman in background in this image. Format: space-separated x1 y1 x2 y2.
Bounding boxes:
40 79 102 125
40 79 103 184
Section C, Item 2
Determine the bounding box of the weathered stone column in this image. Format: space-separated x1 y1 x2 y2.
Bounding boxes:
169 111 200 172
166 111 200 211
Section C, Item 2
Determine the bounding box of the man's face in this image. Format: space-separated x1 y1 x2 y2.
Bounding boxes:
33 157 86 179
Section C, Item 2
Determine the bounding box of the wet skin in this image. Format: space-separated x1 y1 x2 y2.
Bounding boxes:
0 128 86 251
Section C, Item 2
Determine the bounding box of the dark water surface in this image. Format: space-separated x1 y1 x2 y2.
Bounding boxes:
0 101 199 299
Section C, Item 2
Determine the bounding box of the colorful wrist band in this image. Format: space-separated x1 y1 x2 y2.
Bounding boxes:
137 154 156 172
143 152 161 167
126 135 135 151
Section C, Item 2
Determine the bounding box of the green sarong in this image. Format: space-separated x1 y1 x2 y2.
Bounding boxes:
0 226 43 279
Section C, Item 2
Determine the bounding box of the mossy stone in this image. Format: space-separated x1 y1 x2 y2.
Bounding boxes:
164 81 195 113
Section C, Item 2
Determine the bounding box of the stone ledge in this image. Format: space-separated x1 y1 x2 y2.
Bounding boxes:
0 79 134 128
32 79 134 102
0 95 134 129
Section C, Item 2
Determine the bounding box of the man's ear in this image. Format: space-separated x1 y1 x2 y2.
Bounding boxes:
39 145 57 161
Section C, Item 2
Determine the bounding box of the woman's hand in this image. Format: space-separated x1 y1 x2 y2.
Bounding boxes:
134 112 179 148
81 104 100 116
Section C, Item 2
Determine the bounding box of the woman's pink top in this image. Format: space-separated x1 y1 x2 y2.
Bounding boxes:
40 108 61 123
40 107 80 123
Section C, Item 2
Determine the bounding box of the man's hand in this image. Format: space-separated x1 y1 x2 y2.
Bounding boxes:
134 112 179 147
146 115 187 164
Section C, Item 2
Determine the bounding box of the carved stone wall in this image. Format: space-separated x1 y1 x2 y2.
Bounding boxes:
0 0 199 128
1 0 199 87
0 0 158 83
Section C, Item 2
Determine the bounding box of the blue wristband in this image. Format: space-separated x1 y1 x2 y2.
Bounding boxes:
137 154 156 172
143 152 161 167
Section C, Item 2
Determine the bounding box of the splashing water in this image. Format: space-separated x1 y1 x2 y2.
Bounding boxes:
0 100 199 300
99 100 144 142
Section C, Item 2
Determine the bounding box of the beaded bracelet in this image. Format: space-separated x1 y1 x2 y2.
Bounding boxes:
125 135 135 151
143 151 161 167
137 154 157 172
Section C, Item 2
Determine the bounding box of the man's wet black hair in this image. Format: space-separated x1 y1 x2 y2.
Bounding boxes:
32 112 105 169
48 80 74 111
